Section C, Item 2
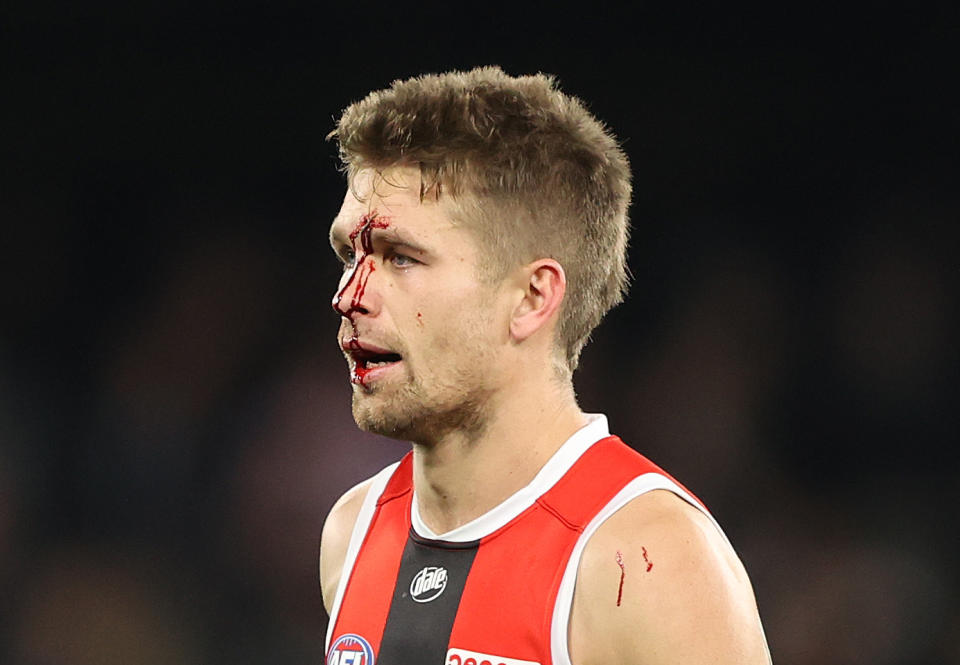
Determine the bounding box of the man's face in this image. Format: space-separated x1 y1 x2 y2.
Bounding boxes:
329 167 510 442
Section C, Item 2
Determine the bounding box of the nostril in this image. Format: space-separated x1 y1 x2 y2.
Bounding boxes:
332 292 370 317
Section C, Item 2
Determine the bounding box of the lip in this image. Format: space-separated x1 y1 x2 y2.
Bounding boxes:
350 358 402 386
339 339 396 357
340 338 403 386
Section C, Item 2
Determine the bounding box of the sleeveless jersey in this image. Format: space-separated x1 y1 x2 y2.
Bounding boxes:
324 416 727 665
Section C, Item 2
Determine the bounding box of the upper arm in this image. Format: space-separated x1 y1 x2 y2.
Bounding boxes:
319 477 375 616
569 490 771 665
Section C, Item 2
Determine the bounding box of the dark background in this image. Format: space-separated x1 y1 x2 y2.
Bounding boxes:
2 3 958 664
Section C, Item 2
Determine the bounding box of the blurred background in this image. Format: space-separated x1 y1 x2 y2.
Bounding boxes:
2 2 958 663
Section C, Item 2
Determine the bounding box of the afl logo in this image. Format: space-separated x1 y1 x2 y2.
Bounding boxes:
327 633 374 665
409 565 448 603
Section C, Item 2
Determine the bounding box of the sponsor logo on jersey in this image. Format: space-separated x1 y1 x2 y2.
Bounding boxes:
327 633 374 665
445 647 541 665
409 565 448 603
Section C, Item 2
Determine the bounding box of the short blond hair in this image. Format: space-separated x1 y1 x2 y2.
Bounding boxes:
329 66 632 371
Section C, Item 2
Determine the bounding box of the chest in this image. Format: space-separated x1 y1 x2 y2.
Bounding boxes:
328 497 579 665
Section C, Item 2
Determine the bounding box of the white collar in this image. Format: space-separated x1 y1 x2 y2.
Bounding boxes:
411 413 610 542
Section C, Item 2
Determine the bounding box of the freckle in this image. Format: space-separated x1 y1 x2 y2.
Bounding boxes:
615 550 625 606
416 312 423 326
642 546 653 572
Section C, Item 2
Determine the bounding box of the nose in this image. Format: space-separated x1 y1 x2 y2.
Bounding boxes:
332 255 378 318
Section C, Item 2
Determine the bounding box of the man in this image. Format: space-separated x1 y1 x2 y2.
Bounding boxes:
320 67 771 665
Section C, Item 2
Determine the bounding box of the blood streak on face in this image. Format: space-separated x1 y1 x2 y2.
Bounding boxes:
641 546 653 572
332 211 390 387
333 211 390 316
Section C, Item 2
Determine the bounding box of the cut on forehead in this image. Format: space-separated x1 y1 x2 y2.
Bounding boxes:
329 168 412 241
340 165 471 230
331 166 467 243
344 165 524 279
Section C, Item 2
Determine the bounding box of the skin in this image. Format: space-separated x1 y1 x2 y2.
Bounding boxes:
320 166 771 664
568 490 772 665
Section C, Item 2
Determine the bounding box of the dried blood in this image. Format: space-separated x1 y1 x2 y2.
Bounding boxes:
616 550 625 606
333 211 390 387
332 211 389 316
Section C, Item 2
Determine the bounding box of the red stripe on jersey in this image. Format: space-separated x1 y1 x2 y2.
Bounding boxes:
330 456 413 658
329 436 708 664
448 436 676 663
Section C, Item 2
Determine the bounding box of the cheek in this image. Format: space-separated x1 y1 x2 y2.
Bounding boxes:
405 278 499 342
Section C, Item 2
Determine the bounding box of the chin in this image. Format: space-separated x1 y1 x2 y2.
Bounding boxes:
350 375 432 440
351 387 491 444
351 394 422 441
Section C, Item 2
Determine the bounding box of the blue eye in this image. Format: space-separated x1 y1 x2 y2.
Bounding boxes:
390 253 418 267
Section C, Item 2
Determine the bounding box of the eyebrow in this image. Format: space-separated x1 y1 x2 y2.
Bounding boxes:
329 223 428 255
376 227 428 253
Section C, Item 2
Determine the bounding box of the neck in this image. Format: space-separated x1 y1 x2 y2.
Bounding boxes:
411 379 588 535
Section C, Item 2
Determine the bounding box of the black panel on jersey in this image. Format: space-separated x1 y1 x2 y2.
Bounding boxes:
376 530 480 665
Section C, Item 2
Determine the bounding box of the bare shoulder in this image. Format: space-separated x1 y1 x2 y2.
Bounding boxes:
319 476 376 615
569 489 771 665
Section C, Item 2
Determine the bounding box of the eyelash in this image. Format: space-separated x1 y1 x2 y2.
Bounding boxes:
338 250 419 269
388 252 418 268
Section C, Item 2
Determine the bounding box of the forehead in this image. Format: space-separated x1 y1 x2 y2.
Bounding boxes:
329 167 456 243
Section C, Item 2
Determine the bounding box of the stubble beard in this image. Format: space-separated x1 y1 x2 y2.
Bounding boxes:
348 285 502 445
351 365 493 445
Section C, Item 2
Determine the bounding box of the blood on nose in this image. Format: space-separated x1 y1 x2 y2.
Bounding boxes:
332 254 375 316
331 211 389 317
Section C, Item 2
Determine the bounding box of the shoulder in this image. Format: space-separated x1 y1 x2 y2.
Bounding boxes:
569 489 770 665
319 476 377 615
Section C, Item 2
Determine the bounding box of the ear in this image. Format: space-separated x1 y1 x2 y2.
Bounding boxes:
509 259 567 343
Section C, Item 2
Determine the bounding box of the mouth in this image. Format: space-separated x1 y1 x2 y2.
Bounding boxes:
342 342 403 385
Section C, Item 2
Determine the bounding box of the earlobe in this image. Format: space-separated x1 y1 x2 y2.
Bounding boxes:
509 259 566 343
